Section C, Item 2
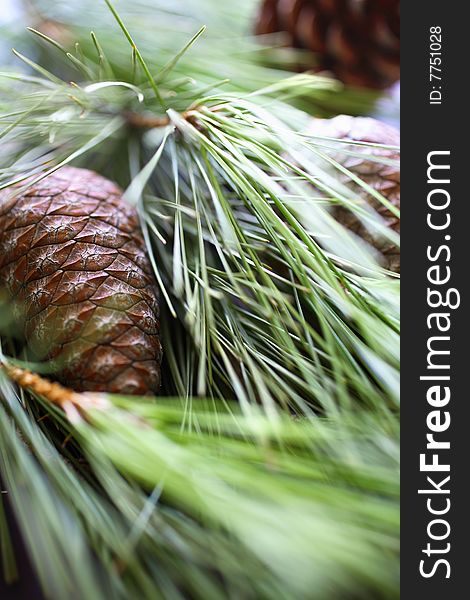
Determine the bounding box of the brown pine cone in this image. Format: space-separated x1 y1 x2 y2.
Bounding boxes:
307 114 400 271
255 0 400 89
0 167 162 395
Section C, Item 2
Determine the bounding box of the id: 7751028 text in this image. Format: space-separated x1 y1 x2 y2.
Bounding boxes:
429 26 442 105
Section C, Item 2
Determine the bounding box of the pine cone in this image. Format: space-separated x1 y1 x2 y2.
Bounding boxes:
307 114 400 271
255 0 400 89
0 167 162 395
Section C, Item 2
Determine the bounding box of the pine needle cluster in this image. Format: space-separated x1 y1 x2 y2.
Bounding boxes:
0 1 399 598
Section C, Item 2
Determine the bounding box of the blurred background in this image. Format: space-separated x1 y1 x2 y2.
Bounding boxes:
0 0 399 125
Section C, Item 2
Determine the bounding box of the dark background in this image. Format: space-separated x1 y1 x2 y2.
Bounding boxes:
1 484 45 599
401 2 468 598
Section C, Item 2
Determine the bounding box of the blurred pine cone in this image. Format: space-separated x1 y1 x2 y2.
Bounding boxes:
255 0 400 89
0 167 162 395
307 114 400 271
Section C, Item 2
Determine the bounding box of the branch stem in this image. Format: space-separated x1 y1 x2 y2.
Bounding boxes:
1 363 109 420
124 109 199 129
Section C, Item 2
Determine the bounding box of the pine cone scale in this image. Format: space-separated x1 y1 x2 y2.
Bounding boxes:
256 0 400 89
0 167 162 395
306 115 400 271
